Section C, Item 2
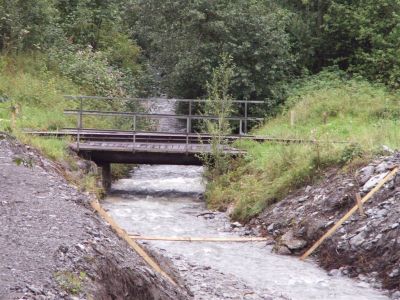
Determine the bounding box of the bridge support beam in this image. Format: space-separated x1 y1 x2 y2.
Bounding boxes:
100 163 111 192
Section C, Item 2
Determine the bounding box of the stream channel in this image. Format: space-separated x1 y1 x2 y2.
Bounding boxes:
103 165 389 300
103 99 389 299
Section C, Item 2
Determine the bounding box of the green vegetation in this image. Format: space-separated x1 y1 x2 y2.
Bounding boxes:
134 0 295 103
0 55 132 195
1 0 400 221
55 271 87 295
206 71 400 221
200 54 236 177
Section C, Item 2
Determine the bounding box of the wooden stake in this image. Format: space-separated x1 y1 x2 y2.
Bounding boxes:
90 200 177 286
129 236 269 242
290 110 295 127
300 167 399 260
355 193 365 217
323 112 328 124
10 105 16 129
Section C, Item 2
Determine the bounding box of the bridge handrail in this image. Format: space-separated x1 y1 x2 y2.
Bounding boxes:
64 95 265 104
66 95 265 152
64 109 264 122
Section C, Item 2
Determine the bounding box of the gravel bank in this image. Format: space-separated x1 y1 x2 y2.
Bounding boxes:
252 152 400 299
0 134 187 300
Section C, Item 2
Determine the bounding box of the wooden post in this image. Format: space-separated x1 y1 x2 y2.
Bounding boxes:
90 200 177 286
323 112 328 124
355 193 365 217
300 167 399 260
129 236 269 242
290 110 295 127
101 163 111 192
10 105 16 129
15 103 20 115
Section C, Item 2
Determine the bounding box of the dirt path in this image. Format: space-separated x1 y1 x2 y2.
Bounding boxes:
0 134 187 300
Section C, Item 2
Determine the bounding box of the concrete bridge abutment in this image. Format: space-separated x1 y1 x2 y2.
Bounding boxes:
99 163 111 192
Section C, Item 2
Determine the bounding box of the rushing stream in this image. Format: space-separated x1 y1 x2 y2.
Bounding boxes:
103 99 389 299
103 165 389 300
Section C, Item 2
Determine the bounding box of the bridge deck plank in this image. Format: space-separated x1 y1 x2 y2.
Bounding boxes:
70 141 243 155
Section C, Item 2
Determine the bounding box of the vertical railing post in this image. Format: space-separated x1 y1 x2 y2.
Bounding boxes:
132 114 136 152
188 100 192 134
244 100 248 135
186 116 189 154
77 97 83 151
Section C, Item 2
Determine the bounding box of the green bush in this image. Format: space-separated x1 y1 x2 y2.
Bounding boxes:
47 46 126 97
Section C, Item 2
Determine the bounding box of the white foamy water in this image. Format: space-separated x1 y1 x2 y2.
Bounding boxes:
104 164 389 300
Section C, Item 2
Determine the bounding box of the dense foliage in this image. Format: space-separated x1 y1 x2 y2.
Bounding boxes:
133 0 295 104
324 0 400 88
281 0 400 88
1 0 400 107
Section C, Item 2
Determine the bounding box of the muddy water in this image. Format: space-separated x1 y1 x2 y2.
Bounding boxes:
103 165 389 300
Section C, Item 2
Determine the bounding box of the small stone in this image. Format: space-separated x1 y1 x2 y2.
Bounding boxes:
267 223 275 233
358 274 368 281
58 245 68 253
391 291 400 300
382 145 395 154
75 243 85 251
349 231 367 248
375 208 388 218
297 196 307 203
376 162 390 173
339 267 349 275
389 268 400 278
391 223 399 230
231 222 242 228
275 245 291 255
26 285 42 295
280 230 307 250
328 269 341 277
362 172 388 192
358 166 375 184
355 225 368 233
356 281 370 288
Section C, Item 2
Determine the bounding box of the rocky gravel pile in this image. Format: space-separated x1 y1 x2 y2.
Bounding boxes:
0 134 187 300
251 151 400 299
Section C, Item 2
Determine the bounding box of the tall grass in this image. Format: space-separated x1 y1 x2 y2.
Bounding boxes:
207 71 400 222
0 54 127 195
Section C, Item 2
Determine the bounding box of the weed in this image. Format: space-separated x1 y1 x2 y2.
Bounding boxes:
12 156 34 168
55 271 87 295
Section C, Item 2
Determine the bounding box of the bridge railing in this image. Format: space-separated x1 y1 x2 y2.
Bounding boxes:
64 96 264 152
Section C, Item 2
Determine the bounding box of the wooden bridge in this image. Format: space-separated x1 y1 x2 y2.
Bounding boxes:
30 96 265 190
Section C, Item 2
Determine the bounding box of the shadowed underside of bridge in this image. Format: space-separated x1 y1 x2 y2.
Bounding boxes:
63 130 247 191
71 140 244 166
72 139 243 191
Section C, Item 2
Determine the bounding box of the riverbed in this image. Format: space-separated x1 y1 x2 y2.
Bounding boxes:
103 164 389 300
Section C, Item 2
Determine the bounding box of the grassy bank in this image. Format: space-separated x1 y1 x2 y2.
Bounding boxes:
0 55 134 194
206 71 400 222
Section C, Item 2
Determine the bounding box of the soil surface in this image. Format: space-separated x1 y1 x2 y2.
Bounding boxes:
0 133 187 300
252 152 400 299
